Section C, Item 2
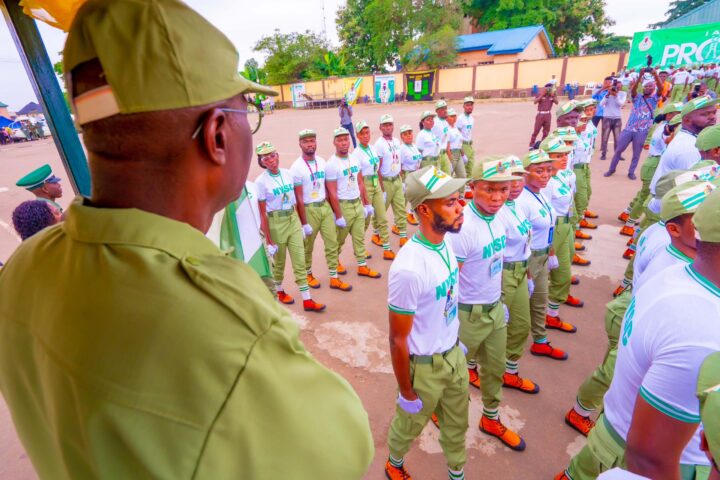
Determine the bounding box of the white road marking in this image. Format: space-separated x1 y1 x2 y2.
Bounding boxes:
312 321 393 374
566 434 587 458
0 187 8 193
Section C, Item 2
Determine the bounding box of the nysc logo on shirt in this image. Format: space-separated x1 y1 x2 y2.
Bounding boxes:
312 171 326 181
482 236 507 259
343 165 360 177
516 219 532 237
621 297 636 346
272 184 293 197
435 268 459 301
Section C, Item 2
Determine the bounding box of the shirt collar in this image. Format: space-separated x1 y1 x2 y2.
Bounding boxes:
62 197 222 260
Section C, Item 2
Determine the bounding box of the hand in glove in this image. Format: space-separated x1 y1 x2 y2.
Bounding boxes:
364 204 375 218
503 303 510 324
527 278 535 296
547 254 560 270
397 392 423 414
302 224 313 237
267 244 278 257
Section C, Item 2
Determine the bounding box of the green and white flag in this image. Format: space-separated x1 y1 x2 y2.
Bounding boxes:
207 184 272 279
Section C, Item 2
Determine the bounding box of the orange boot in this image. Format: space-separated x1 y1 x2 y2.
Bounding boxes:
391 225 401 236
502 372 540 394
430 412 440 428
277 291 295 305
572 253 591 266
584 209 598 219
574 242 585 251
371 234 383 246
546 315 577 333
618 211 630 223
306 274 321 289
622 248 635 260
406 213 419 226
337 262 347 275
565 409 596 436
383 250 396 260
619 225 635 237
303 299 326 312
579 218 597 229
554 472 570 480
399 237 409 247
575 230 592 240
468 367 481 389
385 460 413 480
530 341 568 360
613 284 627 297
564 295 584 307
571 275 580 285
329 278 352 291
479 415 526 451
358 265 382 278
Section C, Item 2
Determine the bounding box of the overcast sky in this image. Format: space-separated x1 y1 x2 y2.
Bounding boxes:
0 0 671 111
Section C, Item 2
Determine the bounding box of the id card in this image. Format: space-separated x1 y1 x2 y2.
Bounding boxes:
310 190 319 199
372 176 378 187
548 226 554 244
490 257 502 277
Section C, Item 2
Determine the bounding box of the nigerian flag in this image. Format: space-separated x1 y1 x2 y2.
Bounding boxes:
207 183 272 280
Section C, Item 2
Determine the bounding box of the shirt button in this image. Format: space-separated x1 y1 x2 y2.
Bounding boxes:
186 256 201 266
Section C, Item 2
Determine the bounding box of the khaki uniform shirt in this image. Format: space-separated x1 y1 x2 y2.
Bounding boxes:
0 198 373 479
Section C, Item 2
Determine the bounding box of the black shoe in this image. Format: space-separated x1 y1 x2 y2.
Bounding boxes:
600 155 606 160
603 171 615 177
628 173 637 180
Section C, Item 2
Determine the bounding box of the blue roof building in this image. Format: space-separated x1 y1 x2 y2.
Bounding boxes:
456 25 555 65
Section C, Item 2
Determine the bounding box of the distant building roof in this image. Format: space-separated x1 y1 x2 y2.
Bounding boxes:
456 25 555 56
664 0 720 28
17 102 42 115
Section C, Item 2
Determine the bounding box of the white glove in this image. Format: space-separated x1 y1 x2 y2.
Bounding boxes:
503 304 510 324
459 341 468 356
267 244 278 257
548 254 559 270
335 216 347 228
397 393 424 414
364 204 375 218
462 154 468 164
302 224 313 237
527 278 535 296
383 191 387 203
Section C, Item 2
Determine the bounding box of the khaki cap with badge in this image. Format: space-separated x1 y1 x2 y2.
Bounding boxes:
680 95 718 118
334 126 350 138
521 149 552 168
435 100 448 109
539 135 573 154
399 124 413 134
298 129 316 139
662 102 684 115
555 100 581 118
693 187 720 242
355 120 369 132
697 352 720 463
404 166 468 210
420 110 436 121
660 180 715 222
255 141 276 156
63 0 277 126
654 170 696 199
669 114 682 126
553 126 580 142
379 114 394 124
472 155 522 182
696 124 720 151
463 96 475 104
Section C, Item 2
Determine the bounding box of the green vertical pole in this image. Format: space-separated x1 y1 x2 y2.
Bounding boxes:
1 0 91 196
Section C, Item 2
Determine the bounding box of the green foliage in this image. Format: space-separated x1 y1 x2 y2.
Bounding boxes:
253 30 329 84
650 0 712 29
337 0 463 72
464 0 615 55
242 58 267 84
310 51 350 78
584 35 630 54
400 25 459 70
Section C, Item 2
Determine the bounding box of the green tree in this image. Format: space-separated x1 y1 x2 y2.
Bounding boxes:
337 0 463 72
584 35 630 54
650 0 712 28
242 58 267 84
310 51 350 78
464 0 615 55
53 58 71 110
253 30 328 84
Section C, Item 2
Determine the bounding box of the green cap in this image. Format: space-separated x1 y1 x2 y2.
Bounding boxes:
507 156 528 174
380 114 394 124
471 155 520 182
696 125 720 151
540 135 573 154
681 95 718 118
660 180 715 222
463 96 474 104
255 141 276 156
355 120 369 133
333 126 350 138
553 126 579 142
404 166 468 210
16 164 61 190
399 124 413 134
420 110 436 121
577 98 597 108
697 352 720 463
556 100 580 117
435 100 448 109
655 170 695 199
669 114 682 126
447 108 457 117
521 149 551 168
662 102 684 115
693 187 720 242
63 0 277 126
298 129 316 139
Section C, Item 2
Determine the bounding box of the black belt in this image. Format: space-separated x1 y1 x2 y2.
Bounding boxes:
556 215 571 225
503 259 528 270
410 340 459 364
305 201 327 208
531 247 550 256
339 198 361 204
458 300 499 313
268 209 294 218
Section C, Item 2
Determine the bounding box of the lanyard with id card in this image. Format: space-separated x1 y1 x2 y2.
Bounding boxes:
305 159 321 200
526 187 554 246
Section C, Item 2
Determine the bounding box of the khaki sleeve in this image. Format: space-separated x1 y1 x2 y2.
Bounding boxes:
193 311 374 480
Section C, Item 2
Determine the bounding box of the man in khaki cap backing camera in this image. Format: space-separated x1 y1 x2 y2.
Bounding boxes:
0 1 373 478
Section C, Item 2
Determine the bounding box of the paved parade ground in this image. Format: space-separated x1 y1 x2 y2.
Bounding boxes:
0 99 636 479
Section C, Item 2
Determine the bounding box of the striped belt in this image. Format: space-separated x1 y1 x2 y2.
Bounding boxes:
268 209 294 218
458 300 499 314
531 247 550 256
339 198 361 204
538 110 551 114
305 201 327 209
556 215 571 225
503 259 529 270
573 163 589 170
410 340 459 364
462 140 473 145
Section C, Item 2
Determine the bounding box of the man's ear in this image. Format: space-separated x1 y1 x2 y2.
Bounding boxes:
666 221 682 239
199 109 229 166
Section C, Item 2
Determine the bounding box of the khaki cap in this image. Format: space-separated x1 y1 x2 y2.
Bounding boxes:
553 126 579 142
693 187 720 242
697 352 720 463
420 110 436 121
380 114 394 124
399 124 413 134
333 126 350 138
404 166 468 210
521 149 551 168
556 100 580 117
577 99 597 108
662 102 684 115
540 135 573 154
696 125 720 151
447 108 457 117
298 129 316 139
472 155 520 182
64 0 277 126
507 156 528 174
355 120 369 133
255 141 276 156
660 180 715 222
435 100 448 109
669 114 682 126
681 95 718 117
463 96 475 103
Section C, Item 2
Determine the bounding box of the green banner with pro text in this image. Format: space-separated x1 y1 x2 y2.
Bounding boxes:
628 23 720 69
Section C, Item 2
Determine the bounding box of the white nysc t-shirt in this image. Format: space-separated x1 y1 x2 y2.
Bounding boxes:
497 201 531 263
255 168 296 212
326 154 361 201
375 137 403 179
515 187 555 250
290 155 328 205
